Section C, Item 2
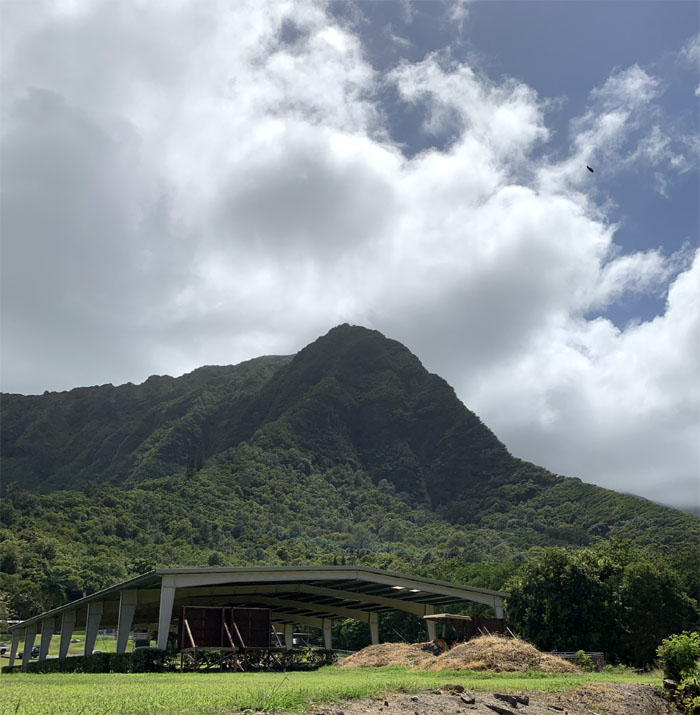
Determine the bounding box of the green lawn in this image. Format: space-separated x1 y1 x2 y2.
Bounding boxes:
0 631 149 659
0 666 659 715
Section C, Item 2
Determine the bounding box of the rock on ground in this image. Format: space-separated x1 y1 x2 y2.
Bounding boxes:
290 683 679 715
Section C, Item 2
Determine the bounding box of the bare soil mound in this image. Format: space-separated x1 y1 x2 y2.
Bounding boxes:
302 683 677 715
339 635 577 673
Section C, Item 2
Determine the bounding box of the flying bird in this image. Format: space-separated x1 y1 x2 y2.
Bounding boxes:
587 165 594 173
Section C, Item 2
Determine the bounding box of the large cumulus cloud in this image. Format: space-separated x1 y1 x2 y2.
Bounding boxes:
1 1 697 509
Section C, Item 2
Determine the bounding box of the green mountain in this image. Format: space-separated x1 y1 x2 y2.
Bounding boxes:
1 325 697 619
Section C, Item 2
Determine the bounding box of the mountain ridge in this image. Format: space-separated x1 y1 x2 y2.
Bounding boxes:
1 324 697 621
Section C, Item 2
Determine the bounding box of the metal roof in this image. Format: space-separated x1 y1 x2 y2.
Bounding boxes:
10 566 508 632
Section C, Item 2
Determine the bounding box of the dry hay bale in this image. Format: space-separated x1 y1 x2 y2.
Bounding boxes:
338 642 435 668
426 635 578 673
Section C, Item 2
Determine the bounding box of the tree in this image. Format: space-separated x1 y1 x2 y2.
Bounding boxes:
505 548 606 652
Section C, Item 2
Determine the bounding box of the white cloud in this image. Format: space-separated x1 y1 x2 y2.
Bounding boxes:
1 0 697 510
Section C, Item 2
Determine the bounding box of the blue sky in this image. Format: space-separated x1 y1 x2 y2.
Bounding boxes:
334 0 699 329
1 1 698 510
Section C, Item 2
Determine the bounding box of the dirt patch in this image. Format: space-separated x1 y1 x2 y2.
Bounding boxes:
303 682 678 715
339 636 577 674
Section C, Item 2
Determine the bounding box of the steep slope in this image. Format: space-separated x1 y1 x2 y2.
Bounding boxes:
1 355 291 492
233 324 517 507
1 324 698 621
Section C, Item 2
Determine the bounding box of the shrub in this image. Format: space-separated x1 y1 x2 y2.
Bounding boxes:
657 632 700 682
658 633 700 715
575 650 595 672
674 663 700 715
129 647 168 672
21 648 169 674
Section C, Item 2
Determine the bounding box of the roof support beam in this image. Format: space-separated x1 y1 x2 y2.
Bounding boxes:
39 618 54 661
84 602 103 657
323 619 332 650
158 583 428 617
21 624 37 672
270 613 324 628
227 595 371 623
8 629 20 669
360 572 504 611
369 612 379 645
296 584 427 616
59 610 76 659
425 604 437 641
157 578 176 651
117 590 138 654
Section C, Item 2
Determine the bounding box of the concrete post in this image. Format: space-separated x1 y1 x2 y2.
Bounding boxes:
84 602 103 656
494 600 504 619
117 590 138 654
8 629 21 668
39 618 55 661
59 610 76 659
157 579 176 651
322 618 332 651
21 624 37 672
424 605 437 641
284 623 294 650
369 612 379 645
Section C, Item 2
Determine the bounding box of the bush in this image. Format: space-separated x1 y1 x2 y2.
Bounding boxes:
20 648 169 674
658 633 700 715
575 650 595 672
657 632 700 682
129 647 168 672
674 664 700 715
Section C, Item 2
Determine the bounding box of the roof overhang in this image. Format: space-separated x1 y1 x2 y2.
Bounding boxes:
9 566 509 632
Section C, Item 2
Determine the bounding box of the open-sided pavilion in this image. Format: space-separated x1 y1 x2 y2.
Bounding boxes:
7 566 508 671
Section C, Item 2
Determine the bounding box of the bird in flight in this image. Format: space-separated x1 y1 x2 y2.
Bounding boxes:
587 165 594 173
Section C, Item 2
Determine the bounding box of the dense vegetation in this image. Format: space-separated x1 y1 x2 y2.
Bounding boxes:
1 325 697 666
505 543 699 667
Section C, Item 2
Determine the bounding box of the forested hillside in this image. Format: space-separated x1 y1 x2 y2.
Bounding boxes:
1 325 697 665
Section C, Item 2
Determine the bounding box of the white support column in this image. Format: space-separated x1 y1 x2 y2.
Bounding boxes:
424 605 437 641
8 629 21 668
21 624 37 672
117 590 138 654
39 618 55 661
84 602 103 656
157 579 176 651
494 599 504 619
322 618 332 651
369 612 379 645
59 610 76 659
284 623 294 651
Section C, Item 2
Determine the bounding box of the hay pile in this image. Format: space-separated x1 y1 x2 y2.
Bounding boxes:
427 635 578 673
339 642 433 669
339 636 577 673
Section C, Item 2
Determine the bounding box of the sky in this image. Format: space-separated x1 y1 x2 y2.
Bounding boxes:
1 0 698 512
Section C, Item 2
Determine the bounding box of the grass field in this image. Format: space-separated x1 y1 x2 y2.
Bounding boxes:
0 666 659 715
0 631 149 659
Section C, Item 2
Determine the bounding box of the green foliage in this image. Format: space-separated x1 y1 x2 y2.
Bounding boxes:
1 323 698 673
16 648 170 674
657 634 700 715
673 664 700 715
657 632 700 682
506 545 700 668
575 650 595 672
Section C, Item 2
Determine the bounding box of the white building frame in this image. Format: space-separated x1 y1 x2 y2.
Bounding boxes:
7 566 508 671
